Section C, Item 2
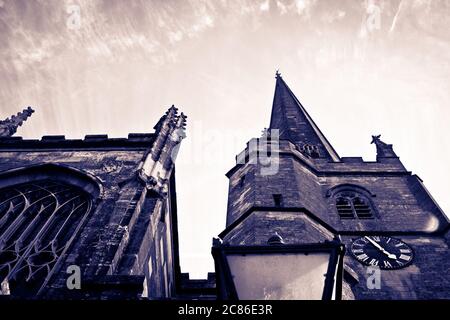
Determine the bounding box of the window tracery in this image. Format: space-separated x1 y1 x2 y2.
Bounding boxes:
0 179 92 295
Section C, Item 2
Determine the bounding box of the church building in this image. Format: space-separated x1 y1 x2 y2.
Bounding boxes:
0 106 186 299
0 74 449 300
218 73 450 299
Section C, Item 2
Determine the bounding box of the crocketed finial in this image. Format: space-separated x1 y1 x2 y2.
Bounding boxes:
0 106 35 138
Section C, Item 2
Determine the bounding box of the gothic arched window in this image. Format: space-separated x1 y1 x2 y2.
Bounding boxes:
335 191 373 219
0 179 93 296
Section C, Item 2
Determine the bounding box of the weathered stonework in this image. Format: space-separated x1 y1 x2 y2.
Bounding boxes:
220 75 450 299
0 107 186 300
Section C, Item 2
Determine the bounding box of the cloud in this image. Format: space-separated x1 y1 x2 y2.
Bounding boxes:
260 0 270 12
168 31 183 44
295 0 318 17
188 15 215 37
295 0 307 13
276 1 288 15
321 10 346 24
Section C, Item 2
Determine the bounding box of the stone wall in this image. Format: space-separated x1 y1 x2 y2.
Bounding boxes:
0 133 182 299
222 139 450 299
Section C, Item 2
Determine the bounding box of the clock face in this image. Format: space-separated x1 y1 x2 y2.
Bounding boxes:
351 236 414 270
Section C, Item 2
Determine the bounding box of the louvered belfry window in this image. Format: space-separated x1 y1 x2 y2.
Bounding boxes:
0 179 92 295
335 191 373 219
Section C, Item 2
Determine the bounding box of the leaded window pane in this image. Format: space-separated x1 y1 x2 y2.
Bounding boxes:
0 179 92 296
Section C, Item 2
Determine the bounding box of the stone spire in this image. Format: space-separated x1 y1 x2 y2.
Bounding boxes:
269 73 340 161
0 107 35 137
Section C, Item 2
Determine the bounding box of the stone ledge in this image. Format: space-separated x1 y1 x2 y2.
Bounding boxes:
0 133 155 150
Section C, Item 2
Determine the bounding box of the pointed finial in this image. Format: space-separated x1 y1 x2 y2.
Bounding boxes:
371 134 397 159
261 127 269 137
275 69 281 78
371 134 381 144
155 105 180 132
171 111 187 142
0 106 35 138
178 112 187 129
166 104 179 117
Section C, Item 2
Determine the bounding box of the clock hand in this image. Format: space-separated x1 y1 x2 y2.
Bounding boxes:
364 236 397 260
385 252 397 260
365 237 396 259
364 236 385 251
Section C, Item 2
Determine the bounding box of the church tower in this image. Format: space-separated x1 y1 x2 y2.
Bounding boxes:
220 74 450 299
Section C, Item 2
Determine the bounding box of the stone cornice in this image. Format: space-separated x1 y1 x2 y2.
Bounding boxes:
0 133 155 151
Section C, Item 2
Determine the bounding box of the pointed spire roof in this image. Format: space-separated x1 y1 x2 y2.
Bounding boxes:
269 74 340 161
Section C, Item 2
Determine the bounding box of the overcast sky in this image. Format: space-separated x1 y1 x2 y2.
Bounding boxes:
1 0 449 278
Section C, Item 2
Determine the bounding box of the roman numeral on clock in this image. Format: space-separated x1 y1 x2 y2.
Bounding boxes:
399 254 411 261
383 261 393 268
369 259 379 266
353 240 365 247
357 254 369 262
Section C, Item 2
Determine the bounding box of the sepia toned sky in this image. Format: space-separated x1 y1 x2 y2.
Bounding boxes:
1 0 449 278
